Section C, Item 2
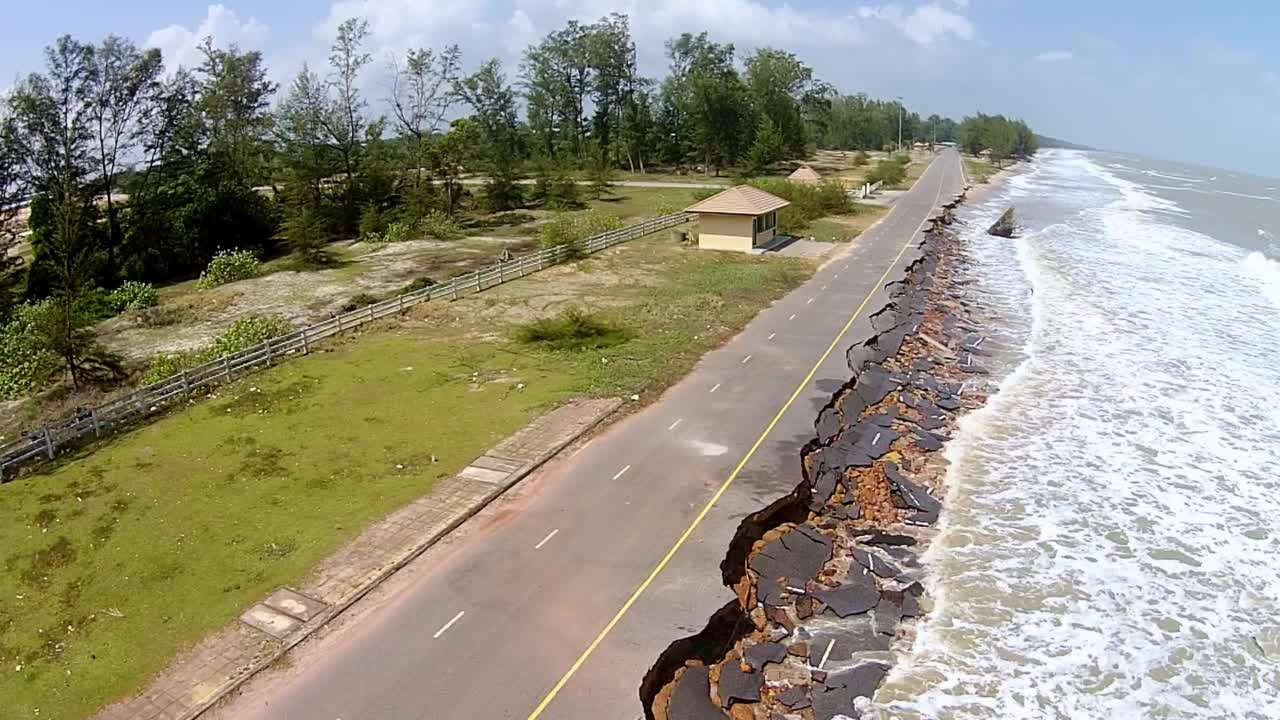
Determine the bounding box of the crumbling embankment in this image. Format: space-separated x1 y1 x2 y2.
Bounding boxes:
642 194 996 720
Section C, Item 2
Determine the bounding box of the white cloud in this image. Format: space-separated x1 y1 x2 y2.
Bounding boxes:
1198 40 1254 67
1034 50 1074 63
856 3 974 46
144 4 269 72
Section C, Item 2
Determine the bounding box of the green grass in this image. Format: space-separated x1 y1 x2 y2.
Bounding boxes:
585 186 704 221
0 233 813 720
964 158 998 184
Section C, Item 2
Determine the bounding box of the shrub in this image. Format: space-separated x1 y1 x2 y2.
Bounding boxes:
109 281 159 313
142 352 195 386
197 249 260 289
359 205 390 240
867 157 908 188
341 293 380 312
0 303 58 399
516 307 633 351
746 178 852 234
399 277 437 295
852 150 869 167
206 316 292 359
138 315 291 387
420 211 464 240
538 210 624 254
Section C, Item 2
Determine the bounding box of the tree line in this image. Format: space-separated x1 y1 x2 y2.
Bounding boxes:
0 12 1036 389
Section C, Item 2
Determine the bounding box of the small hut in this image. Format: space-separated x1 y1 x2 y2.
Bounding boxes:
686 185 791 253
787 165 822 184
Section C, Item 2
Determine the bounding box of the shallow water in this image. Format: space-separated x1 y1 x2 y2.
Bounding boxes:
873 151 1280 719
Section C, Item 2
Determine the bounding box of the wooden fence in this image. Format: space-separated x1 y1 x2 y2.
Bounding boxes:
0 212 692 479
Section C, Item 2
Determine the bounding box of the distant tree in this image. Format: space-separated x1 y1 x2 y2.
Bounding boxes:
0 112 29 321
744 115 784 176
663 32 749 175
322 18 373 233
456 59 524 210
388 44 462 193
86 36 163 274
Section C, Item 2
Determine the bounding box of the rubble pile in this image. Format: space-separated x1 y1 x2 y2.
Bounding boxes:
644 193 999 720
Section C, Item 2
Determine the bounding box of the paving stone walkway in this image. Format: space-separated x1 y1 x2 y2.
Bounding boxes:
93 397 621 720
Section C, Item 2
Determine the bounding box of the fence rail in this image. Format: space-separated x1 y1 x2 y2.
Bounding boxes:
1 212 692 479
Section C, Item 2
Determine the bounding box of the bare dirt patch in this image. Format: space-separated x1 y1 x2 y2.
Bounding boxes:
96 236 536 362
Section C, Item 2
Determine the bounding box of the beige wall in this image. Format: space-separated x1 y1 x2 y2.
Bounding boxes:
696 213 755 253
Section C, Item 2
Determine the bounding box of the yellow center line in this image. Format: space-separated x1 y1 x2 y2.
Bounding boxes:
526 156 952 720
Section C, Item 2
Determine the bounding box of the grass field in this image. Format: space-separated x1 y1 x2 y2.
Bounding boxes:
0 233 813 720
964 158 999 184
804 203 889 242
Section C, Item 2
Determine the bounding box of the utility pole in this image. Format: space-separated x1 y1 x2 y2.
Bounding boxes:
896 96 904 154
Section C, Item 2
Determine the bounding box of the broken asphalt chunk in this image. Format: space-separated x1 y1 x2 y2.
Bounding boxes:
717 661 763 707
814 573 879 618
750 526 833 605
778 686 812 710
744 642 787 671
666 666 724 720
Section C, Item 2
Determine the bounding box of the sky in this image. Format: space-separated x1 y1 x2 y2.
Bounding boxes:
2 0 1279 177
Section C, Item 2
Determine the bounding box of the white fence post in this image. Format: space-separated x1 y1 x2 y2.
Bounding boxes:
302 327 310 354
265 339 274 366
42 427 54 460
90 408 101 437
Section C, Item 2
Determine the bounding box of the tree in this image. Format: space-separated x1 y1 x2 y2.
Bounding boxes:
194 40 277 185
389 44 462 199
456 60 523 210
10 36 104 301
744 115 784 176
743 48 818 157
662 33 749 175
318 18 373 232
86 37 163 274
0 111 29 321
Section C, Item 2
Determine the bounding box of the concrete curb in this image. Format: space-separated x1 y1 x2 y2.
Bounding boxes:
182 398 623 720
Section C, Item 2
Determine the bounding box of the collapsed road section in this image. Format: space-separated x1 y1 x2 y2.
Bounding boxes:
642 193 995 720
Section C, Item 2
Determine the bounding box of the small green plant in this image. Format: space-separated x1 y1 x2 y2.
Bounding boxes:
866 157 908 188
341 292 380 312
852 150 869 167
420 211 463 240
399 276 437 295
515 307 634 351
359 205 390 240
142 352 195 386
139 316 291 386
538 210 624 254
197 249 261 288
0 303 58 399
206 316 292 358
109 281 159 312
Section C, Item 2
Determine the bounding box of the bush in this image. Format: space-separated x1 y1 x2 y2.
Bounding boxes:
867 157 908 188
341 293 380 312
516 307 633 351
538 210 624 254
206 316 292 359
852 151 869 167
399 277 437 295
142 352 194 386
359 205 390 240
420 212 464 240
0 303 58 399
197 249 260 289
109 281 159 313
746 178 852 234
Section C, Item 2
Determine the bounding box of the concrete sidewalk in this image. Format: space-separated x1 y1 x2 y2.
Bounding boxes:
93 397 620 720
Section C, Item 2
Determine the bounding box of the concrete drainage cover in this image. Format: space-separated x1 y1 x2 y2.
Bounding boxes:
263 588 328 622
240 604 302 639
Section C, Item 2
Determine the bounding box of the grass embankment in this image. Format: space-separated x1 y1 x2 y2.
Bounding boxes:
0 232 811 720
964 158 998 184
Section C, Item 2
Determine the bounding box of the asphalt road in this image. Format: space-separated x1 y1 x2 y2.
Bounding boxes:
214 150 965 720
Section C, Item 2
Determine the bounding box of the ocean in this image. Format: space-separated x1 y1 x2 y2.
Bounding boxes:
873 150 1280 719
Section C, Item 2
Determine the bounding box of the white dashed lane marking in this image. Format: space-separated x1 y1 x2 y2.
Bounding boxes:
433 611 465 639
612 465 631 480
709 383 721 393
535 529 559 550
668 418 683 431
